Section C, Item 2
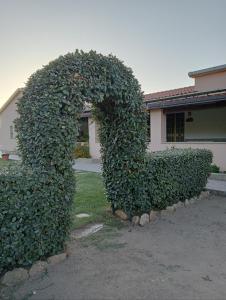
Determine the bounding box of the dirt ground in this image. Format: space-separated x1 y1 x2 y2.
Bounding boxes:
2 195 226 300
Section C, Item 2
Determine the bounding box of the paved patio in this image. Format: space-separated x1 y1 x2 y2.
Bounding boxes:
3 194 226 300
73 158 102 173
206 179 226 196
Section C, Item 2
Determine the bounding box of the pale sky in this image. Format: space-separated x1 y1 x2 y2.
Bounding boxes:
1 0 226 108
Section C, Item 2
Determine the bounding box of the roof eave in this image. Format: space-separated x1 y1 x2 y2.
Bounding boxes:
146 89 226 110
188 64 226 78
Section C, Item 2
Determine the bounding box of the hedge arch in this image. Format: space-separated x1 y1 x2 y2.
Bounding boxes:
1 51 147 269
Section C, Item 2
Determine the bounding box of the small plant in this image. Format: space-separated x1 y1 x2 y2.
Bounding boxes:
209 164 220 173
74 144 90 158
2 153 9 161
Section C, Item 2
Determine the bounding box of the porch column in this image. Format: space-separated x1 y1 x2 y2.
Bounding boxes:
88 117 101 159
150 109 166 151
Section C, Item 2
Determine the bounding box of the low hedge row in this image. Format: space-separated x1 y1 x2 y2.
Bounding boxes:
0 167 75 273
145 148 212 210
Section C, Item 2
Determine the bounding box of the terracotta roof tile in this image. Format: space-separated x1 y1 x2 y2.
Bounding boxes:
144 86 195 102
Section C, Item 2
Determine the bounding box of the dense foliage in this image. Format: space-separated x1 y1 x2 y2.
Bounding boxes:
0 50 146 271
145 149 212 210
0 167 74 272
209 163 220 173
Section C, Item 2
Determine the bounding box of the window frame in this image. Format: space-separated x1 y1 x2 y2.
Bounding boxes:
166 112 185 142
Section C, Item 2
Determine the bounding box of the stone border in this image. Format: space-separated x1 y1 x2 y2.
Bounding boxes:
0 252 67 287
115 191 210 226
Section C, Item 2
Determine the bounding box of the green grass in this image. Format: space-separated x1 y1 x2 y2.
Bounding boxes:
72 171 122 229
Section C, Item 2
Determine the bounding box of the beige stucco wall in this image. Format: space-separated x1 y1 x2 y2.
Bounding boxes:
0 93 21 153
194 71 226 92
88 118 101 159
150 109 165 149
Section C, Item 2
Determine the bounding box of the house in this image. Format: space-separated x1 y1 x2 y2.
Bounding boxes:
0 64 226 170
0 88 90 155
89 64 226 171
0 88 23 154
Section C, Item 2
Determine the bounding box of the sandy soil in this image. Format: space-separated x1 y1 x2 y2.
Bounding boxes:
2 195 226 300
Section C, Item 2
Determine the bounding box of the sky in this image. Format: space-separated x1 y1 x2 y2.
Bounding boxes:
1 0 226 108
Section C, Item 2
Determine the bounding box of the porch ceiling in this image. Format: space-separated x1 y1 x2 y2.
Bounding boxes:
146 89 226 110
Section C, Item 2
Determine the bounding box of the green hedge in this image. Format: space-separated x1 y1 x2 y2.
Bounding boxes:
0 167 75 272
209 163 220 173
145 148 212 210
0 50 146 272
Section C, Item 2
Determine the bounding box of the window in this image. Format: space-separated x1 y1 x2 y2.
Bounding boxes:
77 117 89 142
10 125 14 139
166 112 184 142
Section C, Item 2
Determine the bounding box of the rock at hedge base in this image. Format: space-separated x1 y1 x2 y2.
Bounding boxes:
139 213 149 226
176 201 184 208
199 191 210 199
132 216 140 225
1 268 29 286
189 198 196 204
115 210 128 221
149 211 159 222
166 206 175 213
47 253 67 265
29 261 48 278
161 209 168 217
185 199 190 206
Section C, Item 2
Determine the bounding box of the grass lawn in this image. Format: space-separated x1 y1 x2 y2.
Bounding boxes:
72 171 121 229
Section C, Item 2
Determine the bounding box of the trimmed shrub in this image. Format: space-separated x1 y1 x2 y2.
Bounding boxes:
145 149 212 210
0 167 75 272
209 163 220 173
1 50 146 272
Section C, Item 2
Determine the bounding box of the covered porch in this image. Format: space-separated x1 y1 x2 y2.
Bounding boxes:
147 89 226 171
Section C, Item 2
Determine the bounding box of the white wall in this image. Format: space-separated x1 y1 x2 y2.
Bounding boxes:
88 118 101 159
0 95 20 153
